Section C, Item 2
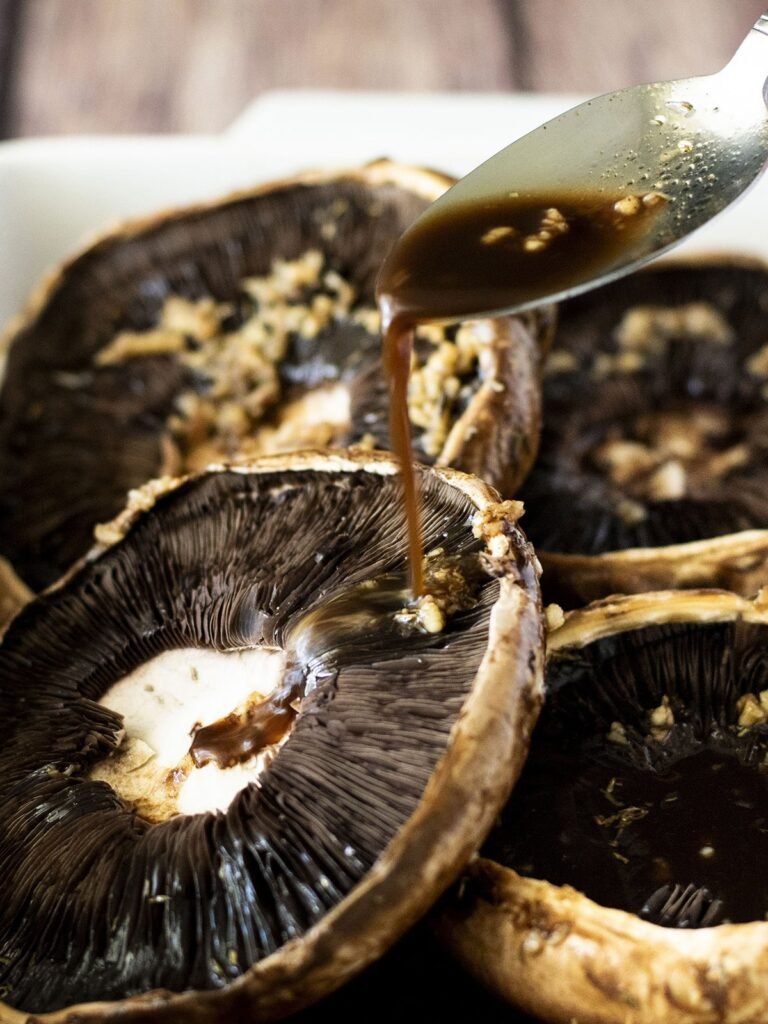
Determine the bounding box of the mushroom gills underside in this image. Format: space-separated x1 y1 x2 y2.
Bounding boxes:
0 467 505 1013
520 261 768 555
483 619 768 927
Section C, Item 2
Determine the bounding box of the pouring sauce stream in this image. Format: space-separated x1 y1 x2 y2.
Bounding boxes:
377 188 668 595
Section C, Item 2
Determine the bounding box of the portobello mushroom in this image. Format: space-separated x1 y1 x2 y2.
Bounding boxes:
0 160 552 598
517 259 768 604
441 588 768 1024
0 450 544 1021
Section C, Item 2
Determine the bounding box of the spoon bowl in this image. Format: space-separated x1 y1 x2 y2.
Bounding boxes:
377 12 768 324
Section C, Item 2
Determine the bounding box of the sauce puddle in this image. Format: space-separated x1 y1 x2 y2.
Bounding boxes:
376 189 668 593
189 674 300 769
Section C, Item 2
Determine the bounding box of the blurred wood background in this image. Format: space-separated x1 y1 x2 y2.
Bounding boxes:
0 0 764 138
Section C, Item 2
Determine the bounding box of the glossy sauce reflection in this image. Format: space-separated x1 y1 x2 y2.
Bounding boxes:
189 678 300 769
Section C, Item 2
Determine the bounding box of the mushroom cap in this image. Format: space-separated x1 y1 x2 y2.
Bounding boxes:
0 449 544 1021
518 257 768 605
440 588 768 1024
0 160 551 594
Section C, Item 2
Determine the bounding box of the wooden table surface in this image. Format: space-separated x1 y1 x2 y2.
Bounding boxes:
0 0 764 138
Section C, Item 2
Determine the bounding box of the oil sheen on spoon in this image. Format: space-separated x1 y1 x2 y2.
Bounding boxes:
376 189 667 595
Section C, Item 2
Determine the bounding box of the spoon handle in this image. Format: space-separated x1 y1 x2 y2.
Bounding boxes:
721 12 768 97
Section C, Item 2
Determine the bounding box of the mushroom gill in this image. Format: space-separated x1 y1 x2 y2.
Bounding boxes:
0 452 543 1020
441 590 768 1024
485 617 768 927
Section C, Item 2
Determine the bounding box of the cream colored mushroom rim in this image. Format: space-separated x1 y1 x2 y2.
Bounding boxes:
541 529 768 582
85 448 511 557
547 586 768 652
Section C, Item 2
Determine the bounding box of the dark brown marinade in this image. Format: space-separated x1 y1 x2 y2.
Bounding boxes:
187 556 488 771
0 467 509 1013
189 675 300 769
483 621 768 927
518 262 768 554
0 180 428 591
376 192 666 327
383 317 425 594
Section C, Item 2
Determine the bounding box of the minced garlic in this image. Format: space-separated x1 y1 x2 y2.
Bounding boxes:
92 250 484 469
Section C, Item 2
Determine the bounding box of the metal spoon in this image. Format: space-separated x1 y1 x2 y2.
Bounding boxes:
378 11 768 322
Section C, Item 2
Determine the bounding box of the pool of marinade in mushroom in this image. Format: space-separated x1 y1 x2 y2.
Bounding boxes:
483 619 768 927
0 467 519 1012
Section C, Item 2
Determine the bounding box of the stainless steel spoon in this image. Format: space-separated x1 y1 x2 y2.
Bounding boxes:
378 11 768 322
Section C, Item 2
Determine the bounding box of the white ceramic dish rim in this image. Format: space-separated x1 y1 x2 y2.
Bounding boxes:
2 88 767 334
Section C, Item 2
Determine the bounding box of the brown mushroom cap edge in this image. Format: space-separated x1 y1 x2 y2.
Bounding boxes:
0 449 545 1024
439 587 768 1024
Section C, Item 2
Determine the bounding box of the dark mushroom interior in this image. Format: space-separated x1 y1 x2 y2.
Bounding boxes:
519 261 768 554
484 619 768 927
0 464 516 1013
0 172 501 592
294 922 538 1024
